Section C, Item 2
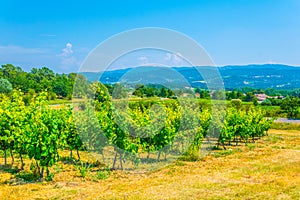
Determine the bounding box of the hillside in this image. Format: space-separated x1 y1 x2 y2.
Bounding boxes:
81 64 300 89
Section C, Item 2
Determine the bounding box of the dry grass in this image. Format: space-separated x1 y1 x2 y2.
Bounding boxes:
0 129 300 199
271 122 300 131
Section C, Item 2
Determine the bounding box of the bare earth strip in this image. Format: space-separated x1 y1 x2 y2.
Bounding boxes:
0 129 299 200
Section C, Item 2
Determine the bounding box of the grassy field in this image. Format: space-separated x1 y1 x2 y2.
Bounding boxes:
48 97 284 117
0 129 299 199
271 122 300 131
49 98 85 105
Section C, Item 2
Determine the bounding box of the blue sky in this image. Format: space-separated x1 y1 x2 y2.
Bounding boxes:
0 0 300 73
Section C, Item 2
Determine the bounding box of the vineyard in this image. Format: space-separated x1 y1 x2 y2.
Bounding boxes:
0 89 273 181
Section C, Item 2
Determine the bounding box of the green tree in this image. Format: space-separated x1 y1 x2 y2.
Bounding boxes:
0 78 12 94
280 97 300 118
53 74 68 97
261 99 272 106
133 85 145 98
212 90 225 100
72 74 89 98
29 67 55 93
112 84 128 99
244 92 257 102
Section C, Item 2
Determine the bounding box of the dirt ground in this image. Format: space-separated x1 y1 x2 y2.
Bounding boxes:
0 129 299 199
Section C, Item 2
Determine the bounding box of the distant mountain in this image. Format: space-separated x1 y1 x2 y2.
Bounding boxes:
80 64 300 89
218 64 300 89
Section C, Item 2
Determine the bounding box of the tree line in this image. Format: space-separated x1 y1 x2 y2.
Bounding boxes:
0 64 89 99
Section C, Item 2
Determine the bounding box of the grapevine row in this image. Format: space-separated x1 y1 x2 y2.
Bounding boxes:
0 90 273 180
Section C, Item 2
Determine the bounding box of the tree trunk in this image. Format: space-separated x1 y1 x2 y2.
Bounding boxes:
119 153 123 170
46 167 50 177
10 149 14 166
76 149 80 161
70 150 73 160
222 143 227 150
4 148 7 165
19 153 24 170
36 161 41 178
147 151 150 159
40 167 44 179
157 151 161 161
112 152 118 169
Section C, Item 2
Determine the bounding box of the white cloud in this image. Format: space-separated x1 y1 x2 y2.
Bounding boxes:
173 52 183 64
60 43 73 58
140 63 166 67
165 53 172 61
267 60 279 64
165 52 184 66
58 42 81 70
137 56 169 67
138 56 149 65
0 44 84 73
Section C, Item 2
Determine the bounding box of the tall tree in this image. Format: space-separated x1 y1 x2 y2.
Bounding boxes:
281 97 300 118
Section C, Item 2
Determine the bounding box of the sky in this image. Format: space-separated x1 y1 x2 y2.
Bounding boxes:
0 0 300 73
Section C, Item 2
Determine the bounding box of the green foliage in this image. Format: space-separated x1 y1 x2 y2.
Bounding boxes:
97 167 111 180
280 96 300 118
0 90 85 179
218 106 272 149
90 81 111 103
231 99 242 109
45 171 55 181
265 97 282 106
0 64 88 99
226 90 244 100
261 99 272 106
0 78 12 94
15 171 40 182
0 89 274 179
72 73 89 98
132 84 176 98
112 84 128 99
253 98 258 106
75 161 92 178
244 92 257 102
195 89 211 99
212 90 226 100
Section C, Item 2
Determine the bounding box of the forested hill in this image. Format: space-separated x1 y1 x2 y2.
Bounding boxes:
81 64 300 90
